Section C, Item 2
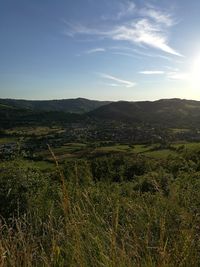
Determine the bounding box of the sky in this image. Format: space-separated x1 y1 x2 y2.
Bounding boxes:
0 0 200 101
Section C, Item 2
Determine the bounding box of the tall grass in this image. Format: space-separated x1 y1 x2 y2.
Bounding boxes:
0 181 199 266
0 153 200 266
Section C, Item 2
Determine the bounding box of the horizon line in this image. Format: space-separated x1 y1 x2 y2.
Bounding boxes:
0 97 199 102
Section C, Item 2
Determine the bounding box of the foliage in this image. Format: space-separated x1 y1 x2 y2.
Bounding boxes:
1 150 200 266
0 160 59 219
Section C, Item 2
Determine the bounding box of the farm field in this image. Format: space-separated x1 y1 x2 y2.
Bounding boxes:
0 137 18 144
28 141 200 163
1 130 200 164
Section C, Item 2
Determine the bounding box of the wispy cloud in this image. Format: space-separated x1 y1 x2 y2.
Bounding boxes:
139 69 189 80
139 70 165 75
101 1 136 21
63 22 100 37
116 1 136 20
140 7 174 27
99 73 136 88
112 51 140 59
110 46 173 61
109 19 182 56
85 48 106 54
167 71 190 80
106 83 121 87
64 5 182 57
165 66 180 72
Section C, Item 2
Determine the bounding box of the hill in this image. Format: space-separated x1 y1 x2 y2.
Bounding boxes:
1 98 200 129
0 98 111 114
88 98 200 127
0 105 84 128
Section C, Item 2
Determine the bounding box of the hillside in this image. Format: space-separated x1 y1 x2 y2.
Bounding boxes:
0 105 84 128
89 98 200 127
1 98 200 129
0 98 111 114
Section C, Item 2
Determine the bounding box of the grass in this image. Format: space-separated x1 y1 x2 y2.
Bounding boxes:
95 142 200 159
170 128 190 133
173 141 200 151
145 149 178 159
24 159 54 170
0 180 199 266
94 144 154 154
1 147 200 266
0 137 17 144
0 159 54 170
37 143 87 160
1 137 199 165
133 144 155 153
95 144 130 153
36 142 200 162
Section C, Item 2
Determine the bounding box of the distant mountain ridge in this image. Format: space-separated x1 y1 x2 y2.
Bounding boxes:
1 98 200 128
88 98 200 127
0 98 111 114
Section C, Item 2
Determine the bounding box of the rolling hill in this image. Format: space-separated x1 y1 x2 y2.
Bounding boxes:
0 104 84 128
88 98 200 127
1 98 200 129
0 98 111 114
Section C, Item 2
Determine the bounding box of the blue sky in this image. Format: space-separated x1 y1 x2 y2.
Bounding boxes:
0 0 200 100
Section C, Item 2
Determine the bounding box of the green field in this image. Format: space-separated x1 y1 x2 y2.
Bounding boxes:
144 149 177 159
95 144 154 153
173 142 200 150
170 128 190 133
1 133 200 163
36 142 200 161
37 143 87 160
0 137 18 144
0 159 54 170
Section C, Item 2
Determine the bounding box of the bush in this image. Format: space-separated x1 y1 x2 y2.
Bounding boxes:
0 160 56 219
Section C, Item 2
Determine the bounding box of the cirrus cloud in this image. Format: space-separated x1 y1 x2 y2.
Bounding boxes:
99 73 136 88
64 3 183 57
85 48 106 54
139 70 165 75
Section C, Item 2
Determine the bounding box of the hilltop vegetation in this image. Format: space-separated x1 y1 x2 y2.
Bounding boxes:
1 148 200 266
